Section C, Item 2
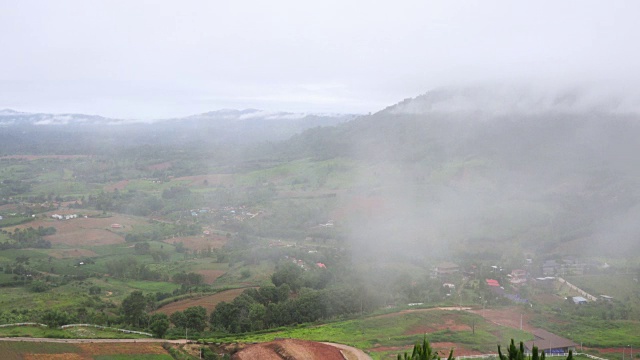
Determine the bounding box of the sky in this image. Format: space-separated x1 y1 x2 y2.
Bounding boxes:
1 1 639 119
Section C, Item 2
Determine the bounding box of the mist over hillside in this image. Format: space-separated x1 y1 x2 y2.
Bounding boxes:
282 86 640 262
3 85 640 262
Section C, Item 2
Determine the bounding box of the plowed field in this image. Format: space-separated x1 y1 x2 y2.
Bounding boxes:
233 339 346 360
154 288 249 316
8 214 146 246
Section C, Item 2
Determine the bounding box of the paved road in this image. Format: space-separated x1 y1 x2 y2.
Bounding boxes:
0 337 188 344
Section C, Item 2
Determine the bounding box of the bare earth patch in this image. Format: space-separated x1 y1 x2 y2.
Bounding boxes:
76 342 168 355
467 307 534 331
8 214 146 246
404 318 471 335
195 269 226 284
154 288 249 316
24 355 85 360
233 339 346 360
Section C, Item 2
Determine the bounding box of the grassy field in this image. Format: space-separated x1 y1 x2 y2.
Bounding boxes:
565 274 639 302
0 325 150 339
210 309 532 360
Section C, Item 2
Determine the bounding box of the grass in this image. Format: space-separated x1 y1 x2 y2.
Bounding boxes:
101 278 180 299
0 284 96 311
0 325 151 339
208 309 532 360
564 274 638 302
532 315 640 348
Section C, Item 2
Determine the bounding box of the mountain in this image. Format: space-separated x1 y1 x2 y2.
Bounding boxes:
0 109 127 126
282 85 640 259
0 108 360 154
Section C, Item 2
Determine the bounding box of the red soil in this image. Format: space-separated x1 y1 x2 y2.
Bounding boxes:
153 288 249 316
233 339 346 360
195 269 226 284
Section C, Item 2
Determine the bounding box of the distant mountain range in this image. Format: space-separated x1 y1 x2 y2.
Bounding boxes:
0 108 360 151
0 108 358 128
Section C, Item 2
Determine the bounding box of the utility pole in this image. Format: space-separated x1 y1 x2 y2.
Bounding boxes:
520 313 523 330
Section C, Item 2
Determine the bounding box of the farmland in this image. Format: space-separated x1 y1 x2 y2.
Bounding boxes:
2 104 640 360
153 287 251 316
0 340 171 360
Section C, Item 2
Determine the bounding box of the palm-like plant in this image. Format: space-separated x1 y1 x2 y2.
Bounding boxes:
397 337 454 360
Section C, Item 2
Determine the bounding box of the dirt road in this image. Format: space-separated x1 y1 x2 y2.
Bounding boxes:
323 342 373 360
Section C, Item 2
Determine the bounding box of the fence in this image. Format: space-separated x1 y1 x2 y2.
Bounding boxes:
0 322 47 328
60 324 153 337
557 277 598 301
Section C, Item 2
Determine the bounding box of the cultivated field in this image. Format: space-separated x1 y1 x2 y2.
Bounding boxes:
0 341 171 360
8 214 147 246
162 235 226 251
154 288 248 316
233 339 347 360
194 269 226 284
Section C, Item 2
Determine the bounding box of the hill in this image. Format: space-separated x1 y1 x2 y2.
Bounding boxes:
281 85 640 260
0 108 359 154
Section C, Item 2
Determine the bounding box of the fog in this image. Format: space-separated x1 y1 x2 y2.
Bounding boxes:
339 85 640 268
2 1 640 118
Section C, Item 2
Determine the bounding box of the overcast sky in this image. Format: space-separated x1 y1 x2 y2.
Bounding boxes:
1 1 639 119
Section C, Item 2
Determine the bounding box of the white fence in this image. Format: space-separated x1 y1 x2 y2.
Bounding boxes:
60 324 153 337
557 277 598 301
0 323 47 328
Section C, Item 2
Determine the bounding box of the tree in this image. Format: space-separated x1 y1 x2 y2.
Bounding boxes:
271 263 303 291
184 306 207 332
41 309 71 328
170 311 187 329
121 291 147 327
398 336 452 360
149 313 170 338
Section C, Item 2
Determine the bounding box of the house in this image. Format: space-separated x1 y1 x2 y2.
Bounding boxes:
525 329 577 354
572 296 588 305
434 262 460 278
509 269 527 286
542 260 558 276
